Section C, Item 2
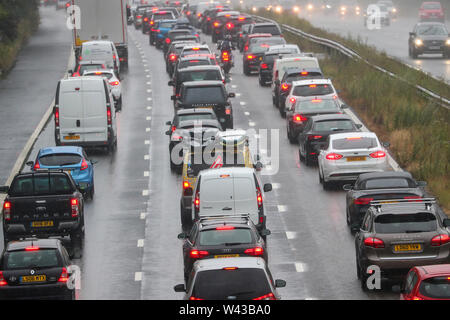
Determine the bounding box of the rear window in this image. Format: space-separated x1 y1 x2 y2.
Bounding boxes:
419 277 450 299
192 268 272 300
189 152 247 176
249 39 286 53
160 21 176 28
374 212 437 234
79 65 104 74
362 178 414 189
423 3 442 10
179 113 216 122
85 72 114 79
179 70 221 83
199 228 253 246
38 153 82 167
10 174 75 196
295 99 340 112
286 72 323 82
184 86 226 104
4 249 60 270
178 59 211 69
183 48 210 56
253 25 281 35
153 13 174 20
332 137 378 150
313 120 355 131
169 30 191 38
293 84 333 96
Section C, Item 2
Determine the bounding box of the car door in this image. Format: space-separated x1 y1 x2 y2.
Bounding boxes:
298 119 312 155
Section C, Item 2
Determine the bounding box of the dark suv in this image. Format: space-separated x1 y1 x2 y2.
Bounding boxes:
355 198 450 290
172 81 235 129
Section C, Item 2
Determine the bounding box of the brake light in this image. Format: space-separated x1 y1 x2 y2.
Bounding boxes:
216 225 235 230
0 272 7 286
364 237 385 248
33 161 41 170
238 16 246 20
137 15 142 19
80 158 88 171
301 71 309 76
256 187 262 209
226 22 234 29
325 153 343 160
25 246 40 251
110 81 120 86
289 97 296 104
71 198 79 218
431 234 450 247
247 55 254 60
253 292 275 300
244 45 248 51
281 83 290 91
58 267 69 283
169 54 177 61
183 181 190 189
54 107 60 127
225 108 231 115
107 106 112 125
309 84 317 88
293 114 307 123
165 38 171 44
3 201 11 221
150 20 154 25
223 267 238 270
192 47 200 51
194 191 200 212
354 197 373 205
308 135 322 140
244 247 264 256
370 151 386 158
144 17 148 22
190 250 209 259
260 63 268 69
189 296 204 300
213 21 220 27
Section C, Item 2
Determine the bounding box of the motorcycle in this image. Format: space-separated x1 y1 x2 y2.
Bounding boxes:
220 49 233 74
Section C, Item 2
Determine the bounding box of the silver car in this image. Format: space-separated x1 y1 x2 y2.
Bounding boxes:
318 131 390 190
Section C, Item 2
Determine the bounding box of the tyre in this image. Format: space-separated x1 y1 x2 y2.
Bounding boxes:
180 205 192 230
305 153 313 167
243 63 250 75
70 230 84 259
287 126 297 144
323 179 332 190
88 183 95 200
298 148 304 161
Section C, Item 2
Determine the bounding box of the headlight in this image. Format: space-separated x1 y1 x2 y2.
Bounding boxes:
415 39 423 46
446 39 450 46
392 8 397 13
275 6 282 12
307 4 313 10
252 7 257 11
293 6 299 12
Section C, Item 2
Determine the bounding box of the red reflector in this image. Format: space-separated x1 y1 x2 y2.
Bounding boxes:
325 153 343 160
0 272 7 286
33 161 41 170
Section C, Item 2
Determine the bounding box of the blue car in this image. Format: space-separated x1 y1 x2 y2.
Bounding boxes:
28 146 95 199
151 19 177 48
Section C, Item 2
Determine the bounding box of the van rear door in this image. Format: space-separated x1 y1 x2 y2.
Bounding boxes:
82 79 108 144
59 79 85 143
199 175 235 217
233 177 258 224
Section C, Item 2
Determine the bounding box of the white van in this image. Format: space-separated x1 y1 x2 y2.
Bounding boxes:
80 41 120 75
54 77 118 153
272 55 320 86
191 167 272 232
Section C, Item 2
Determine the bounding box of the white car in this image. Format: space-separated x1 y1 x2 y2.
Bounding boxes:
285 78 339 109
83 70 123 111
80 40 121 75
318 132 390 190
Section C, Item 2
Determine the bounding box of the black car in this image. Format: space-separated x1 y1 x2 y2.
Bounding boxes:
343 171 428 232
258 47 301 86
286 97 346 143
237 23 253 52
165 119 222 172
169 65 225 97
0 171 85 256
298 114 362 166
0 239 75 300
163 29 194 55
214 14 253 44
165 40 198 75
245 22 282 41
201 7 231 35
243 37 286 75
134 5 154 29
408 22 450 59
274 67 324 117
172 81 235 129
177 215 271 284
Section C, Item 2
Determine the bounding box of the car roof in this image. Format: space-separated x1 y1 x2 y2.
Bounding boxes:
292 78 332 86
179 55 211 61
199 166 255 177
182 80 224 87
357 171 414 181
416 264 450 277
183 44 209 49
78 60 106 65
194 257 266 271
178 65 221 72
38 146 83 156
253 22 278 27
217 10 240 16
6 239 61 251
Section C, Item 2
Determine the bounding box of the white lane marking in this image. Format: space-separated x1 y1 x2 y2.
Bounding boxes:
272 183 281 189
232 85 237 88
145 140 150 145
147 97 152 101
146 81 151 85
244 111 250 116
147 89 152 93
147 106 152 110
146 116 152 121
144 171 149 177
144 155 150 160
135 272 143 281
146 75 150 78
240 101 247 106
137 239 144 247
286 231 296 239
295 262 307 273
146 128 151 132
142 190 149 196
248 121 256 127
277 205 287 212
236 93 241 97
140 212 146 219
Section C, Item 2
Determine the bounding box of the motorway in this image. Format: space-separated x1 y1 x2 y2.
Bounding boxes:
0 6 406 299
297 10 450 83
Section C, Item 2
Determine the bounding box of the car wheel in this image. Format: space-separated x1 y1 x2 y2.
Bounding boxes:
180 206 192 230
411 48 418 59
70 230 84 259
89 183 95 200
243 64 250 75
346 207 351 226
323 179 332 190
259 77 265 86
298 148 304 161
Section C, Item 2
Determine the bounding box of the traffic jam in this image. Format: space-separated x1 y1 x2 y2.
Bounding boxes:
0 0 449 301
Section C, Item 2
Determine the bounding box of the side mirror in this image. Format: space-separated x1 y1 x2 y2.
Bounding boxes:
443 219 450 228
417 181 427 187
174 284 186 292
382 141 390 148
171 95 176 101
263 183 272 193
26 161 34 168
409 32 416 37
342 184 353 191
0 186 9 193
274 279 286 288
260 229 271 237
356 124 363 129
166 121 172 126
255 162 263 171
177 232 188 239
68 69 73 75
341 104 349 109
228 92 235 98
168 80 174 86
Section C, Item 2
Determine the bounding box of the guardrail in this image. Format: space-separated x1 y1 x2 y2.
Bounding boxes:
252 15 450 109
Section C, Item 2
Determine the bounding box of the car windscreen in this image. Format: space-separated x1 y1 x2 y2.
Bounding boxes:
419 277 450 299
362 178 414 189
253 25 281 35
417 24 447 36
374 212 437 234
249 39 286 53
178 113 216 122
38 153 82 166
199 228 253 246
10 174 75 196
295 99 340 112
179 70 221 83
184 86 226 104
178 59 211 69
191 268 271 299
293 84 334 96
332 137 378 150
160 21 176 28
4 249 60 270
313 119 355 131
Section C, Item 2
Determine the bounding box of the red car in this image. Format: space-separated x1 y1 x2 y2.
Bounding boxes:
419 2 445 22
400 264 450 300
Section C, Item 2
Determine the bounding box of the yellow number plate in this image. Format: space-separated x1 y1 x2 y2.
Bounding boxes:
64 135 80 140
31 221 54 227
21 275 46 283
394 244 422 252
214 254 239 258
347 156 366 162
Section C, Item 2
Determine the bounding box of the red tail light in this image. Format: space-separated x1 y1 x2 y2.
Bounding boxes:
33 161 41 170
253 292 275 300
300 71 309 76
150 20 154 25
190 250 209 259
80 158 88 171
364 237 385 248
244 247 264 256
183 181 190 189
354 197 374 205
71 198 79 218
289 97 296 104
169 54 177 61
137 15 142 19
308 135 322 140
256 187 263 209
244 45 248 51
194 191 200 212
171 125 176 133
107 106 112 125
431 234 450 247
293 114 307 123
225 108 231 115
110 81 120 86
281 83 290 91
165 38 171 44
54 107 60 127
0 272 7 286
144 17 148 22
58 267 69 283
3 201 11 221
226 22 234 29
370 151 386 158
325 153 343 160
260 63 268 69
189 296 204 300
247 55 254 60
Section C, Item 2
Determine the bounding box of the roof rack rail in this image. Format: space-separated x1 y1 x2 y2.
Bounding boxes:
198 214 250 222
370 198 436 212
